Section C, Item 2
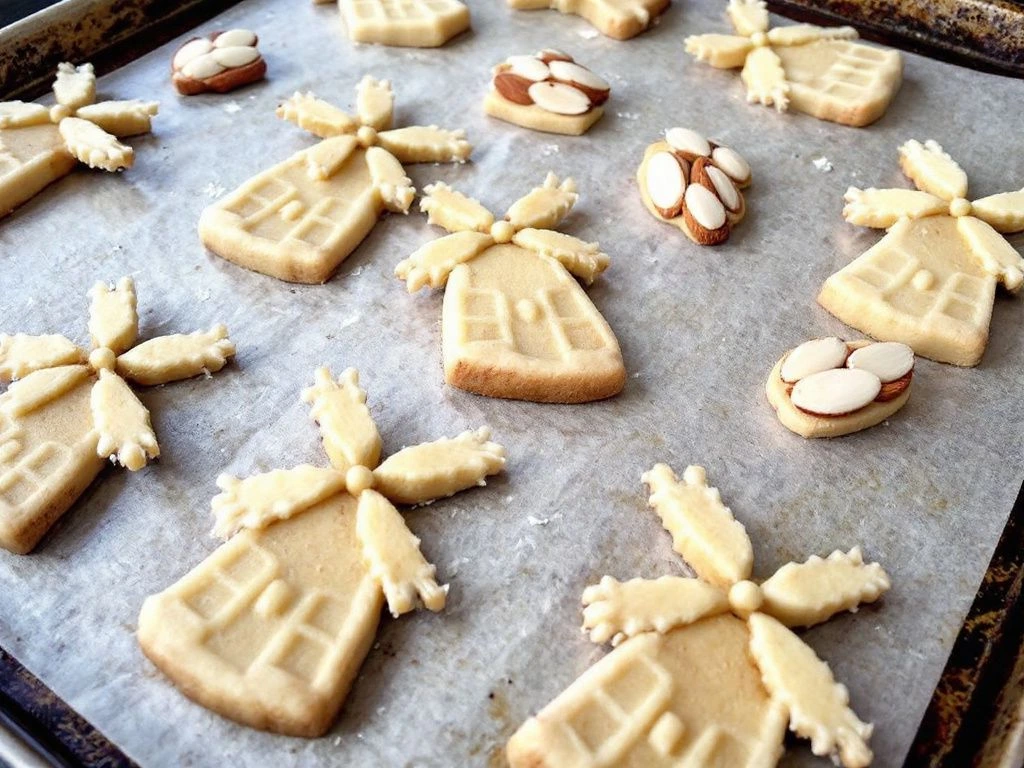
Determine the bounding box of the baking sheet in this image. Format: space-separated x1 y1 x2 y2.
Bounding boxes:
1 0 1023 765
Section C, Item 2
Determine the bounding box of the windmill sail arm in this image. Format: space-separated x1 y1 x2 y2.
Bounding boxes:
365 146 414 213
375 126 472 164
91 369 159 471
842 187 947 229
767 24 857 47
356 76 394 131
372 427 506 505
971 189 1024 234
300 367 382 473
760 547 891 627
356 489 446 617
276 91 358 137
505 173 578 231
741 47 790 111
642 463 753 588
88 277 138 354
0 334 85 382
581 575 729 646
394 231 495 292
115 326 235 386
727 0 769 35
210 465 347 539
749 613 875 768
684 34 754 68
958 215 1024 292
512 229 609 284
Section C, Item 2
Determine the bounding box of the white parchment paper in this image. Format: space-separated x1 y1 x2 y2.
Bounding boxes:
1 0 1023 765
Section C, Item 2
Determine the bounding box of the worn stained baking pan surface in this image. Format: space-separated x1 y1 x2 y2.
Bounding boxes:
1 0 1024 766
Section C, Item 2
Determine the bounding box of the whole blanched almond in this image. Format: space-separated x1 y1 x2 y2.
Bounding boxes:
548 61 608 91
646 151 686 218
173 38 213 69
507 55 550 82
181 54 226 80
212 45 260 68
527 81 590 115
706 165 741 212
684 184 726 230
846 341 914 382
537 49 573 63
875 370 912 402
666 127 711 159
213 28 257 48
494 72 534 105
780 337 848 383
712 146 751 185
548 60 610 106
791 368 881 416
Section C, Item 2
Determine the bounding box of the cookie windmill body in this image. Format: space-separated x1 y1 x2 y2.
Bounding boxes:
685 0 902 126
0 63 158 218
0 279 235 554
508 464 890 767
138 368 505 736
819 139 1024 366
395 174 625 403
199 77 471 284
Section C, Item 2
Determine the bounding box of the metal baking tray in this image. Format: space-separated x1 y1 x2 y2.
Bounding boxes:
2 0 1024 766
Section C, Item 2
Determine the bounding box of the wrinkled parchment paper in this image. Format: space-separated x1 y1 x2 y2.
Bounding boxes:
2 0 1023 765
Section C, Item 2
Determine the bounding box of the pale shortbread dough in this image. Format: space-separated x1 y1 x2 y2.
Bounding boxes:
819 139 1024 366
328 0 470 47
137 367 505 736
0 278 234 554
508 464 890 768
394 174 625 403
0 63 157 217
198 77 471 284
506 0 669 40
685 0 902 127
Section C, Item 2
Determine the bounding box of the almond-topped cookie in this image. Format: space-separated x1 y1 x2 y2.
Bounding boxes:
637 127 751 245
485 50 609 136
171 29 266 95
766 338 914 437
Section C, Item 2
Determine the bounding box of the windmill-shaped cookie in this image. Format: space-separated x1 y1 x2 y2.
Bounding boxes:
138 367 505 737
506 0 670 40
0 62 158 218
199 76 472 284
0 278 235 554
508 463 890 768
395 174 625 403
819 139 1024 366
685 0 902 126
317 0 470 47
